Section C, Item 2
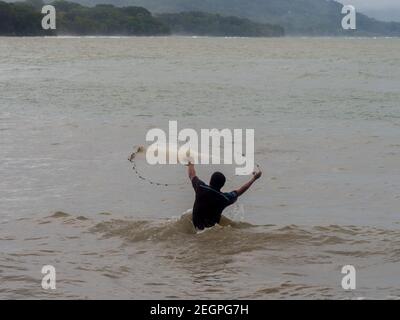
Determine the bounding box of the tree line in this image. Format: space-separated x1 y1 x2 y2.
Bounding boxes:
0 0 285 37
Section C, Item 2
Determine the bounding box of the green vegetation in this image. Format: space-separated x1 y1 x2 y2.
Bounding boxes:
4 0 398 37
0 0 50 35
158 11 284 37
0 1 285 37
54 1 169 35
0 0 170 36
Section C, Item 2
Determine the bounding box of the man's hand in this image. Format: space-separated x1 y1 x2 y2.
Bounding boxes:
252 170 262 181
236 169 262 197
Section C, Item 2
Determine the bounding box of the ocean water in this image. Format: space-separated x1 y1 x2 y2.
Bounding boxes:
0 37 399 299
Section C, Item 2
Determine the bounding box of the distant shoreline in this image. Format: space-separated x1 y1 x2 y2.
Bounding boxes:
0 1 284 37
2 0 400 37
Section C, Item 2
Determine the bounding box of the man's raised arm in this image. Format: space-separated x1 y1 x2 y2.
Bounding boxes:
235 170 262 197
187 162 196 181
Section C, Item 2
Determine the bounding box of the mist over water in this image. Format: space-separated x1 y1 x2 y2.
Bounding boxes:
1 37 400 299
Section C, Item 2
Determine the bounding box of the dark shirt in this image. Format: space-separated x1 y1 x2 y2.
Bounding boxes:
191 176 238 230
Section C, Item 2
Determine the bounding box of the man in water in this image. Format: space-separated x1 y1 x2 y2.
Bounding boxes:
187 162 262 230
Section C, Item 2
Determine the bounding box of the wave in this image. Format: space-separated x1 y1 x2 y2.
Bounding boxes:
43 210 400 263
46 210 400 243
90 211 254 242
88 215 399 262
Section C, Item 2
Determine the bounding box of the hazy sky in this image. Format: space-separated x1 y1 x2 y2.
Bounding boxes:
338 0 400 9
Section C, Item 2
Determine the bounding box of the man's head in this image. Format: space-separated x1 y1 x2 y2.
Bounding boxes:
209 172 226 191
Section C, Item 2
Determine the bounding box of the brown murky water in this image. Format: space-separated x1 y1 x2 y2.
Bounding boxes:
1 37 400 299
